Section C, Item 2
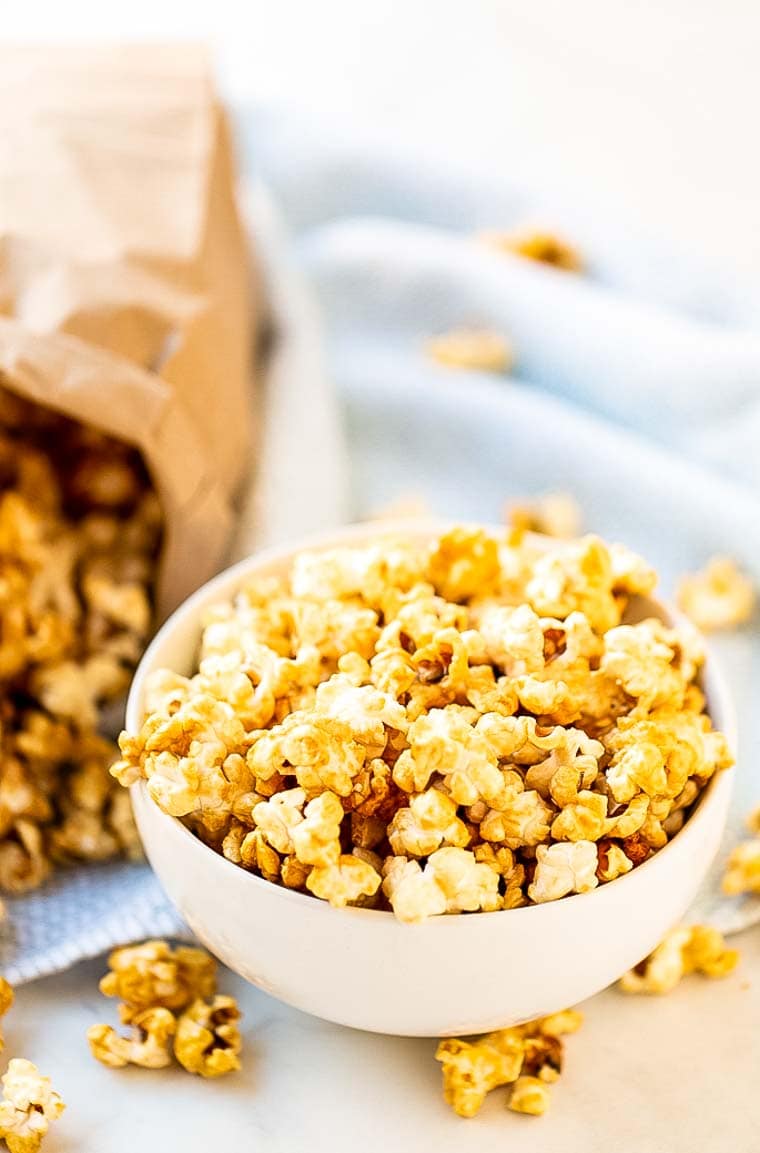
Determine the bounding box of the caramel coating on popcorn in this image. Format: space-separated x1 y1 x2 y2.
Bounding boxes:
723 839 760 896
99 940 216 1013
0 396 160 894
87 1007 176 1069
425 328 514 374
116 527 731 922
436 1008 582 1118
174 996 242 1078
508 1075 552 1115
620 924 739 994
0 1059 65 1153
676 556 755 631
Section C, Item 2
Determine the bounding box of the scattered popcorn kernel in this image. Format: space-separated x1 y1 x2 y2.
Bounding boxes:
676 557 755 631
508 1075 552 1116
479 227 583 272
436 1034 524 1118
507 493 582 540
0 1059 65 1153
436 1009 582 1118
174 995 242 1078
723 838 760 896
99 940 216 1013
87 1007 177 1069
425 328 514 374
620 924 739 994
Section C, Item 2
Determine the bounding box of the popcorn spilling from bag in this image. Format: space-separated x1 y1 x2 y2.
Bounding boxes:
435 1008 583 1118
114 526 733 922
0 388 159 895
87 940 242 1078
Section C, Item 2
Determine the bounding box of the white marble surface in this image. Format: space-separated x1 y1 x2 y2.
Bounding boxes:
8 925 759 1152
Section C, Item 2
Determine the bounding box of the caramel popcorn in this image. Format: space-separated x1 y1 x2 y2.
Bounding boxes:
620 924 739 994
425 328 514 374
89 939 242 1079
507 1075 552 1116
436 1008 582 1118
0 1060 64 1153
174 996 242 1077
99 940 216 1014
87 1007 176 1069
723 837 760 895
676 556 755 631
0 394 161 895
507 493 583 540
479 227 583 272
117 527 731 922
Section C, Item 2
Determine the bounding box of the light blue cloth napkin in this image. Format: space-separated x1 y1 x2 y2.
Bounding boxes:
5 106 760 985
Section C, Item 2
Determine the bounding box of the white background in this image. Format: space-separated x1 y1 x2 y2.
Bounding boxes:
5 0 760 280
2 5 760 1149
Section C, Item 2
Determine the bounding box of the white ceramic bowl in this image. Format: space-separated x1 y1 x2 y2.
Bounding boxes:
128 522 735 1037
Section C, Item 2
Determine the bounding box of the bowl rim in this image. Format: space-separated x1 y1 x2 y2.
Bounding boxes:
128 518 737 929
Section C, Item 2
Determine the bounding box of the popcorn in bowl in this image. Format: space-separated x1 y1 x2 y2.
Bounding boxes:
114 527 733 923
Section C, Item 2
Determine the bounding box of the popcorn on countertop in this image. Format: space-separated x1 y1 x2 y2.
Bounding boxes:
676 556 755 631
619 924 739 994
0 1059 65 1153
435 1008 582 1118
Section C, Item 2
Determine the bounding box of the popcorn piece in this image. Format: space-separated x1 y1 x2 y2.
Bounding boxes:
526 537 627 634
435 1034 524 1118
395 708 503 807
507 492 583 540
596 840 633 883
427 527 501 603
250 714 365 797
87 1007 176 1069
676 557 755 631
291 792 344 867
620 924 739 994
306 855 381 907
508 1075 552 1116
174 995 242 1078
382 848 500 923
0 1059 65 1153
388 789 470 857
479 227 583 272
528 841 599 903
425 328 514 374
99 940 216 1013
723 839 760 896
252 788 307 855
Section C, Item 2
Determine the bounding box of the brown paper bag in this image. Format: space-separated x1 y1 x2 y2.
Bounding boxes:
0 43 256 617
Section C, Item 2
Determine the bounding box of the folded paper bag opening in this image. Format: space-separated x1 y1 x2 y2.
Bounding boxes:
0 43 260 618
